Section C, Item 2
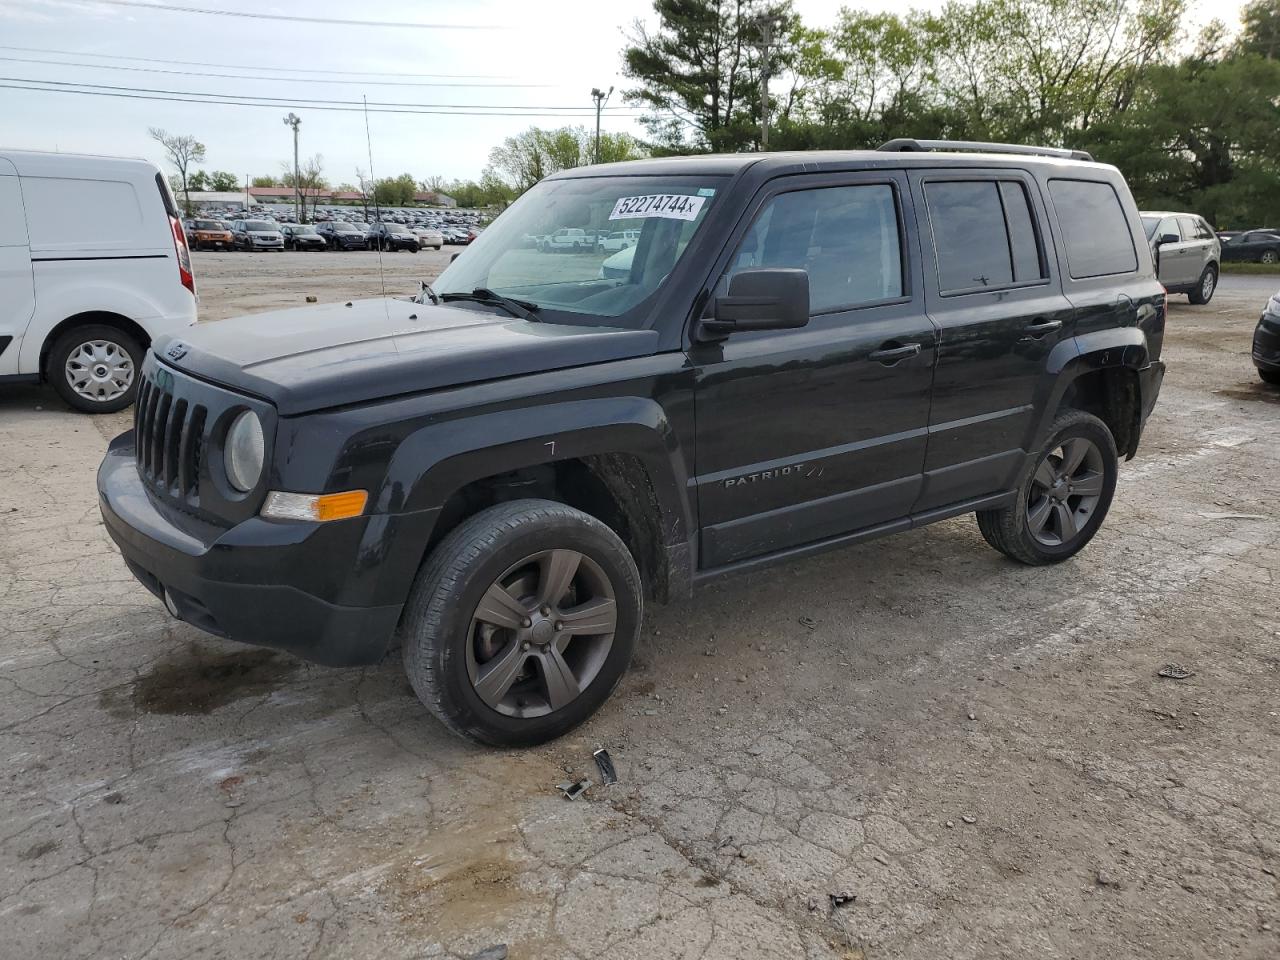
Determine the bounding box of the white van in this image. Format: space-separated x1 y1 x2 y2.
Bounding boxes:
0 149 197 412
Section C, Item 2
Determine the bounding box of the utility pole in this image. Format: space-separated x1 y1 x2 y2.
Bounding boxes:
283 112 301 222
243 172 249 212
756 17 782 151
590 86 613 164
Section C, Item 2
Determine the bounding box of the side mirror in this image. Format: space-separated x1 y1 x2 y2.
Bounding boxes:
699 268 810 341
1158 233 1179 246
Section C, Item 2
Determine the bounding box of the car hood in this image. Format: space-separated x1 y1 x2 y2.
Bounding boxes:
153 298 660 416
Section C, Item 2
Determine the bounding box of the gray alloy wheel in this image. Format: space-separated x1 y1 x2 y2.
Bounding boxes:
1189 265 1217 305
1024 437 1106 547
401 499 642 746
1262 250 1279 265
976 409 1118 565
466 549 617 718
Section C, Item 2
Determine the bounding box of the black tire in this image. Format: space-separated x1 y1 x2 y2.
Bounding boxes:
1188 264 1217 305
1260 367 1280 386
1261 250 1279 265
46 323 144 414
976 409 1118 565
401 499 642 746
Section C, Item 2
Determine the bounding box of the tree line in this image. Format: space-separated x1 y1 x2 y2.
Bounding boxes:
621 0 1280 227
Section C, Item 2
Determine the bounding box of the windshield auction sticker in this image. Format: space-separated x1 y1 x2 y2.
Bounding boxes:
609 194 706 221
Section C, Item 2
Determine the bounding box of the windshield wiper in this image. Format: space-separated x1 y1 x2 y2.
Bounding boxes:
440 287 540 322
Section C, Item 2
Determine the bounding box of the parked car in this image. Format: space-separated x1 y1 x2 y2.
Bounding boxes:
413 227 444 250
281 223 326 251
537 227 589 252
1220 229 1280 264
597 229 639 252
369 221 419 252
188 218 234 250
598 244 634 280
0 149 196 413
315 221 368 250
1140 211 1220 303
1254 288 1280 385
231 219 284 251
99 140 1168 745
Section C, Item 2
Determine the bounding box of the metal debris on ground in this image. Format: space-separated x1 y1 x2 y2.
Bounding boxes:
593 747 618 785
829 891 856 908
556 779 590 801
470 946 508 960
799 615 817 628
1157 663 1194 680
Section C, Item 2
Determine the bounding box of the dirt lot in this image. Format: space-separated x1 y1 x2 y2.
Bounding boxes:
1 253 1277 959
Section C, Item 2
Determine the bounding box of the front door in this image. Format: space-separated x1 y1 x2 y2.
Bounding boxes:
1152 215 1195 286
908 170 1075 510
690 172 938 568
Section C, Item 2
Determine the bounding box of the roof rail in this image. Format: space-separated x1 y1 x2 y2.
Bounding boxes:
876 138 1094 163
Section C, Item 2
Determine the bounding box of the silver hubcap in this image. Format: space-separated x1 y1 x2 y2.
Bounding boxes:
1026 437 1104 547
65 339 134 402
466 549 617 718
1202 272 1214 298
1263 252 1277 264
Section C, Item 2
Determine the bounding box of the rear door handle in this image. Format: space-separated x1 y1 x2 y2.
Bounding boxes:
867 342 922 363
1021 318 1062 339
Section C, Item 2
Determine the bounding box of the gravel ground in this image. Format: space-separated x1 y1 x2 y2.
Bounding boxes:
1 254 1277 959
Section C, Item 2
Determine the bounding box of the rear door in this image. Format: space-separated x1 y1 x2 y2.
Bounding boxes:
0 159 36 376
690 171 937 567
909 169 1073 511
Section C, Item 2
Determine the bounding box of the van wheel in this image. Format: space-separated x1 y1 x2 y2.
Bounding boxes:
46 324 143 414
401 499 642 746
1188 264 1217 305
976 410 1118 565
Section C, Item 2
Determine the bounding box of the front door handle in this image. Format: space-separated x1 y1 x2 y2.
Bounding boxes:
867 342 922 364
1022 318 1063 339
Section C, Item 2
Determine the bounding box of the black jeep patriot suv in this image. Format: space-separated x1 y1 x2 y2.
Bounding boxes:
99 140 1166 745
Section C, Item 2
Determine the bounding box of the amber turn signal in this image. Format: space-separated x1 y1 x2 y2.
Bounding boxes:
261 490 369 522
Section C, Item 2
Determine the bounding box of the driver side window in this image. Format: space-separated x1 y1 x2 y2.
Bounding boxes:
721 184 904 314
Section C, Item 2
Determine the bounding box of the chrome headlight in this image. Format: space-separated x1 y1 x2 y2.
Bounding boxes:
224 410 264 492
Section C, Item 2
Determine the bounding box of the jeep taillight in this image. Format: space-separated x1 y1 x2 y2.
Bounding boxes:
168 213 195 295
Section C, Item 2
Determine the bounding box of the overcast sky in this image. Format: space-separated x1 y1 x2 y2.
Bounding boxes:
0 0 1253 189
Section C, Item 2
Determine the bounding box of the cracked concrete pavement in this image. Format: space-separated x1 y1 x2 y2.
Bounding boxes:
1 254 1278 959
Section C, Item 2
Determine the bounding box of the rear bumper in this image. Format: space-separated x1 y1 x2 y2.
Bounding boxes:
97 431 407 666
1138 360 1166 423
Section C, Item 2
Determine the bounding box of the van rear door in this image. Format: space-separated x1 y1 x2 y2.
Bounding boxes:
0 158 36 378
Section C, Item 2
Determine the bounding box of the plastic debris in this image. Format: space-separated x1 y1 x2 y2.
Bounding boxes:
556 778 590 801
593 747 618 785
1157 664 1194 680
829 891 856 908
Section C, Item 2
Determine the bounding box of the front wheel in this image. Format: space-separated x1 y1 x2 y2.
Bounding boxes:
401 499 642 746
1260 367 1280 386
46 324 143 413
1188 264 1217 305
976 410 1118 565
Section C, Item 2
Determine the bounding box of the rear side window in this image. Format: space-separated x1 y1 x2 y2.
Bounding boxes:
1047 179 1138 279
924 179 1045 294
724 183 903 313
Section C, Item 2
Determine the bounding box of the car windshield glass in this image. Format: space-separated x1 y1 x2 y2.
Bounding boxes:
433 175 721 324
245 220 275 231
194 220 222 229
333 223 358 232
293 225 317 234
384 223 411 233
1141 217 1161 239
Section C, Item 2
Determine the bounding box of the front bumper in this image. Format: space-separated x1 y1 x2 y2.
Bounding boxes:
98 432 406 666
1254 322 1280 372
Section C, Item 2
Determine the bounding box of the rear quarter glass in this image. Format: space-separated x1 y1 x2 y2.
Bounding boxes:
1047 179 1138 279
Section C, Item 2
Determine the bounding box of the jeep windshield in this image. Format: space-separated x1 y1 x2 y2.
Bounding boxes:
433 175 722 326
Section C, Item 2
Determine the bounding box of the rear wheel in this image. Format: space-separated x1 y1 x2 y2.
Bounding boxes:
1261 250 1279 265
1260 367 1280 385
401 499 642 746
1188 264 1217 305
46 323 143 413
977 410 1118 565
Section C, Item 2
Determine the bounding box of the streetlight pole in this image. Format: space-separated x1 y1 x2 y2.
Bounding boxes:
591 86 613 164
283 112 301 222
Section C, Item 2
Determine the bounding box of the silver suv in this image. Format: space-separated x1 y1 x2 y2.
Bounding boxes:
1141 211 1220 304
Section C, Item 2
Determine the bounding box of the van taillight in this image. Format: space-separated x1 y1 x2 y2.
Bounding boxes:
168 214 195 295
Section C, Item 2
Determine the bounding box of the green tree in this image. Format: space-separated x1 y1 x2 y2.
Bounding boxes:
1238 0 1280 59
487 126 648 195
251 175 279 188
373 173 418 206
148 127 206 214
209 170 239 191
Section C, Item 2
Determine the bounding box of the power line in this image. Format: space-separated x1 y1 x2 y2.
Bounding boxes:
0 75 628 111
0 55 557 89
0 45 519 80
0 81 646 118
69 0 497 30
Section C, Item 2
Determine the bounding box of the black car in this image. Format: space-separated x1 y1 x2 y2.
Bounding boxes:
1254 288 1280 385
281 223 326 251
99 139 1166 746
1221 230 1280 264
369 221 420 252
315 221 368 250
